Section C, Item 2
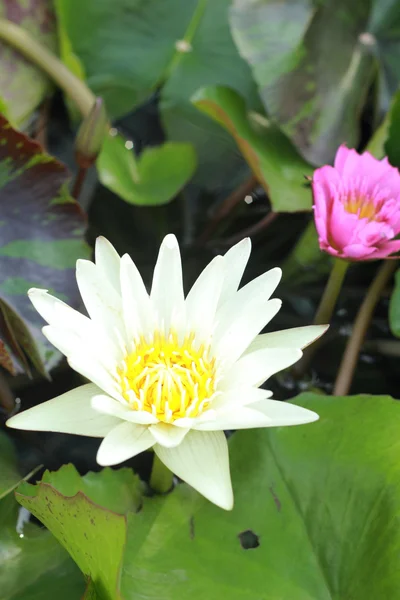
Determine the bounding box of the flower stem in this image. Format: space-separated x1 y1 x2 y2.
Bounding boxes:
294 258 349 377
333 259 398 396
0 19 94 117
150 454 174 494
313 258 350 325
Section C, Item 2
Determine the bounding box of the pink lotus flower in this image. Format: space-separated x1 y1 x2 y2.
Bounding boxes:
312 145 400 260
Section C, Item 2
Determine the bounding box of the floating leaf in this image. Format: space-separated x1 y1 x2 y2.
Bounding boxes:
98 134 197 206
117 393 400 599
17 394 400 599
230 0 400 165
54 0 259 188
0 114 90 375
0 0 57 126
0 432 84 599
17 464 146 599
193 86 312 212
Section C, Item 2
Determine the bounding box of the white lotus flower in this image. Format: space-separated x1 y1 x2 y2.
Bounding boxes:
7 235 326 510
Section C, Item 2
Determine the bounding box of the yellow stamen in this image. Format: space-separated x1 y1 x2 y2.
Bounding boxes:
344 196 377 220
117 330 217 423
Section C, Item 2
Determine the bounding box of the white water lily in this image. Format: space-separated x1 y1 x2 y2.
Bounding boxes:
7 235 326 510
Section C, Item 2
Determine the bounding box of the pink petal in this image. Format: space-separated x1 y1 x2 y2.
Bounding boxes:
367 240 400 259
341 244 377 260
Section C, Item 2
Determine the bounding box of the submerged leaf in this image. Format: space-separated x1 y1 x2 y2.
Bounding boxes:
0 114 90 375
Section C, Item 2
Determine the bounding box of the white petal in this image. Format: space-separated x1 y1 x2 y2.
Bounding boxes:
245 325 329 354
6 384 120 437
213 298 282 367
95 236 121 294
193 405 275 430
218 238 251 309
149 422 190 447
91 394 158 424
214 267 281 342
221 347 302 389
155 430 233 510
76 259 125 339
43 324 122 372
150 234 185 333
195 399 318 430
211 387 272 410
185 256 224 340
67 353 124 402
28 288 87 328
120 253 154 340
250 398 319 426
97 421 154 466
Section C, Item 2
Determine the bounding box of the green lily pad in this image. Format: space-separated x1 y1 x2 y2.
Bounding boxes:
192 86 312 212
230 0 400 165
54 0 259 188
0 0 57 127
17 394 400 599
0 114 90 376
16 464 147 599
0 432 84 600
118 393 400 599
98 133 197 206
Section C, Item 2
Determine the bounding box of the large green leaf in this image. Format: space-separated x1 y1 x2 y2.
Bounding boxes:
118 393 400 599
0 114 90 376
17 464 148 599
0 1 57 127
0 432 84 600
54 0 259 188
17 394 400 599
193 86 312 211
230 0 400 165
98 134 197 206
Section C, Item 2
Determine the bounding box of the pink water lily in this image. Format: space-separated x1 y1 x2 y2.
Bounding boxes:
313 145 400 260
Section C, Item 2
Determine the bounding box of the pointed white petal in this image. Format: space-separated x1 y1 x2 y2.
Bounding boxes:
43 325 122 372
97 421 154 466
221 347 302 389
214 267 282 342
185 256 224 340
213 298 282 367
149 422 190 447
95 236 121 294
150 234 185 332
218 238 251 309
155 430 233 510
67 354 124 402
193 405 275 430
76 259 125 339
195 398 318 430
91 394 158 424
120 253 154 340
6 384 120 437
245 324 329 354
211 387 272 410
28 288 86 328
250 398 319 426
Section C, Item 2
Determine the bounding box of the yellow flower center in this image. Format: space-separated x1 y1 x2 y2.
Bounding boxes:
117 331 217 423
344 195 377 220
